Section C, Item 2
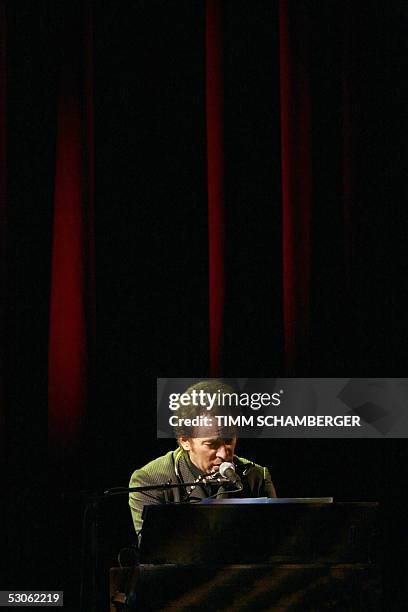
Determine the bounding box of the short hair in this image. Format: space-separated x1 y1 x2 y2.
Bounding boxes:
173 379 240 441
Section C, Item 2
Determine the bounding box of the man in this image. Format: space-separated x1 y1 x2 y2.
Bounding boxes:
129 381 277 541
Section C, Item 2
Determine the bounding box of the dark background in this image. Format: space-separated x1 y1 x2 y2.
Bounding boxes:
2 1 407 609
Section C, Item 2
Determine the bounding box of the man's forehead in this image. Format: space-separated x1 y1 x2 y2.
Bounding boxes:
195 436 236 444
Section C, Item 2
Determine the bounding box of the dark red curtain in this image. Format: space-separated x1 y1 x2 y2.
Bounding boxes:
3 1 405 434
341 1 353 286
210 1 282 376
3 2 408 606
0 1 6 449
206 0 224 377
205 0 407 376
279 0 312 373
48 6 95 447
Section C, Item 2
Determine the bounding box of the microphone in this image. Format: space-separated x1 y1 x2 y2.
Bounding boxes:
219 462 243 490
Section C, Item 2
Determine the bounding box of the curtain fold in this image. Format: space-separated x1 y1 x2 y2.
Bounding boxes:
48 6 94 447
279 0 312 373
206 0 224 377
0 2 6 447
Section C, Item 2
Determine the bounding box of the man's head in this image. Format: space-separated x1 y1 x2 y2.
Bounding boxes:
179 435 237 474
173 379 239 473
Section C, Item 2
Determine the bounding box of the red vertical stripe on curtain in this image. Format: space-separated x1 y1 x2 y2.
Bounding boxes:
206 0 224 377
279 0 312 373
0 3 6 445
48 11 94 446
48 77 86 444
84 8 96 340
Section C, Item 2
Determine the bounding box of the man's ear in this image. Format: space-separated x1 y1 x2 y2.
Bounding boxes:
179 436 191 451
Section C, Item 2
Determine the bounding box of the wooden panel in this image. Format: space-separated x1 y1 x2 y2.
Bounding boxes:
110 564 381 611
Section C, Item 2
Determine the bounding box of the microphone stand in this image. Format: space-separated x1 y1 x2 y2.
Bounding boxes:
77 479 227 612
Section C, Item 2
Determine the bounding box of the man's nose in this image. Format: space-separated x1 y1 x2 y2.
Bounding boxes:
216 445 228 460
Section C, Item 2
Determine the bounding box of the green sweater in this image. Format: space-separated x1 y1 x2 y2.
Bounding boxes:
129 448 276 540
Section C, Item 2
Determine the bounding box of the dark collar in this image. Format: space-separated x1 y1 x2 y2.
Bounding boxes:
183 450 202 479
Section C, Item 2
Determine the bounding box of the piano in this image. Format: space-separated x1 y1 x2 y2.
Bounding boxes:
110 499 381 610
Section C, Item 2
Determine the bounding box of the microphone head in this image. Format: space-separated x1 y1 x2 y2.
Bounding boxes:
219 462 235 478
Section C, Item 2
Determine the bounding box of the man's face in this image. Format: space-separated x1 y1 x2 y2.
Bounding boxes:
180 436 237 474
